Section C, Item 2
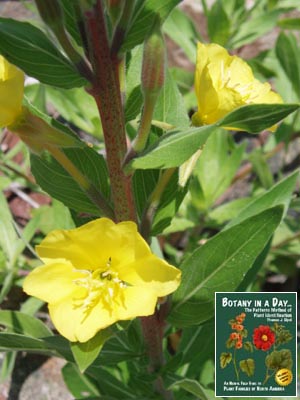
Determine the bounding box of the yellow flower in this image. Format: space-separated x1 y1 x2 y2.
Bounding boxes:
193 42 283 127
23 218 181 342
0 56 24 128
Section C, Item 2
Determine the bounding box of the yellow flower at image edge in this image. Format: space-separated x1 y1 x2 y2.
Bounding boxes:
0 55 24 127
23 218 181 343
193 42 283 128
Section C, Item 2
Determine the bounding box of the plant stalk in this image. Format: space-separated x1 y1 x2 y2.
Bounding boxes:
83 3 171 398
84 0 136 222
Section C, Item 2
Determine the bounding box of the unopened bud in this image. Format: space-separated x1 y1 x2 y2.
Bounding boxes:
9 107 83 154
35 0 64 31
141 21 165 96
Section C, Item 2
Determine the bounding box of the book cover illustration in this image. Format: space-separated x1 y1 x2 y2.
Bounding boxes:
215 292 297 397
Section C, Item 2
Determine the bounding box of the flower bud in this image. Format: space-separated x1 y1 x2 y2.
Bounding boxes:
35 0 64 31
141 21 165 97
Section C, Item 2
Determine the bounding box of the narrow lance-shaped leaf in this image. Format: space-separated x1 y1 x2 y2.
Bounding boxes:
168 206 283 327
217 103 299 133
71 329 113 372
0 18 86 89
226 170 299 229
31 146 111 216
0 310 53 338
121 0 181 53
168 378 215 400
275 32 300 99
62 363 101 399
130 125 216 169
130 104 299 170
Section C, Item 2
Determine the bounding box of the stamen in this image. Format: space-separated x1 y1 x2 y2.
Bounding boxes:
71 257 127 318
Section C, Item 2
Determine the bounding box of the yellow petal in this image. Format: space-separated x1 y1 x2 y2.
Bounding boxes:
116 286 158 320
117 255 181 297
194 42 283 130
49 297 118 342
36 218 151 270
0 56 24 127
23 260 85 304
49 286 159 342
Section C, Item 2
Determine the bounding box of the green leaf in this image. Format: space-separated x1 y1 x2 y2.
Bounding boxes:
43 336 74 361
178 322 214 365
152 171 187 235
163 8 198 62
71 329 113 372
168 206 284 327
59 0 82 46
275 32 300 100
121 0 181 53
130 125 216 169
154 70 190 128
87 366 136 398
217 103 299 133
229 9 282 49
13 212 45 261
193 129 245 209
20 297 45 316
208 0 231 46
170 67 194 95
31 199 75 235
236 240 271 291
0 191 17 263
278 18 300 30
133 169 187 234
0 311 53 338
133 169 158 217
31 146 111 216
227 170 299 228
220 352 232 368
208 198 252 225
249 149 274 189
0 18 86 88
239 358 255 376
125 45 143 122
265 349 292 370
0 352 16 383
62 363 100 399
46 86 102 137
169 378 214 400
0 333 50 353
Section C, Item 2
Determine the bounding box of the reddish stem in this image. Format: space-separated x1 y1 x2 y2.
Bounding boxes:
84 1 136 222
83 3 172 398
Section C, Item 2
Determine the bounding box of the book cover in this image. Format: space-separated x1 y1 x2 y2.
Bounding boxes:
215 292 297 397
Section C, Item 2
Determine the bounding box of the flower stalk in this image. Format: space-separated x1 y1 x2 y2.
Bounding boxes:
124 20 166 165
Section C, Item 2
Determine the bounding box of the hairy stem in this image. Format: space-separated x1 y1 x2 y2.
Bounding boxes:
84 0 136 222
83 3 171 398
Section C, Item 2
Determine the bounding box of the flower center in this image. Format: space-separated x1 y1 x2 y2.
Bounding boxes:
72 259 126 315
261 334 268 342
